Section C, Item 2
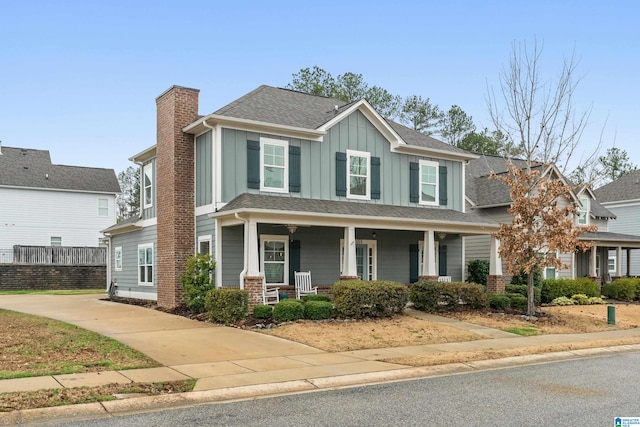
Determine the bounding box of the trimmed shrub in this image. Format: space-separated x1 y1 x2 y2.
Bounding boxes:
467 260 489 287
571 294 590 305
510 269 543 288
302 294 331 303
505 284 541 305
333 280 408 319
181 253 216 314
489 293 511 310
205 288 248 324
551 296 575 306
506 293 527 312
253 304 273 319
541 278 599 303
273 299 305 322
588 296 605 304
410 281 488 312
602 278 639 301
304 301 333 320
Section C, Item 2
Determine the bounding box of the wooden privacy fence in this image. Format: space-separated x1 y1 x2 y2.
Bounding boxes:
11 245 107 266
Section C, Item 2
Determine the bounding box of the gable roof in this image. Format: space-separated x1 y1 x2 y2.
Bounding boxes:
0 146 120 193
594 169 640 204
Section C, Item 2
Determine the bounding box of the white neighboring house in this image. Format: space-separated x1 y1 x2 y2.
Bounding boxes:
595 170 640 276
0 145 120 263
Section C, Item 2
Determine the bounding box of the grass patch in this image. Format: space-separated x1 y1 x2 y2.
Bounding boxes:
0 289 104 295
0 380 196 412
504 326 539 336
0 309 159 379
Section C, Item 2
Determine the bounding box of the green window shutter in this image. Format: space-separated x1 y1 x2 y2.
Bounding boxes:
336 152 347 197
439 166 448 206
247 140 260 189
409 244 419 283
371 156 381 200
289 240 301 286
409 162 419 203
439 244 447 275
289 146 301 192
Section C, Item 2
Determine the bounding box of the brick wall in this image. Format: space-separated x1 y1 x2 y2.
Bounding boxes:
0 265 105 290
156 86 200 309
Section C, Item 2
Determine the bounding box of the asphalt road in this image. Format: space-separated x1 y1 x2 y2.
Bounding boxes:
57 352 640 427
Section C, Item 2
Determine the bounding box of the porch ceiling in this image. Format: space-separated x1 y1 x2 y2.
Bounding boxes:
580 231 640 248
212 193 498 233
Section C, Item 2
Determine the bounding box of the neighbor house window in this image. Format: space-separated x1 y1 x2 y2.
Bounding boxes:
50 237 62 246
608 256 616 273
261 235 288 285
138 243 153 286
98 198 109 217
347 149 370 199
198 235 211 255
260 138 288 192
578 196 589 225
143 163 153 209
419 160 439 205
114 246 122 271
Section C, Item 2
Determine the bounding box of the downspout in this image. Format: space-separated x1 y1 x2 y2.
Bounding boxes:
235 213 248 289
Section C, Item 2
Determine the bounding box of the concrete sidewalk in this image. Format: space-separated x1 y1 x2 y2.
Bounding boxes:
1 293 640 424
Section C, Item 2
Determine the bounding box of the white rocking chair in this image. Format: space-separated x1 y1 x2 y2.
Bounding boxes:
294 271 317 299
263 278 280 305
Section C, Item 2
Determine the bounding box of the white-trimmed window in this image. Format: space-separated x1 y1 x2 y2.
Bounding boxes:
260 138 288 193
114 246 123 271
419 160 439 206
138 243 154 286
544 266 556 279
198 235 212 255
608 256 616 274
98 198 109 217
261 235 288 285
143 163 153 209
50 236 62 246
340 238 377 280
347 149 370 200
578 196 589 225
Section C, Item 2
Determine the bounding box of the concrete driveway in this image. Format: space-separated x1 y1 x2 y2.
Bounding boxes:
0 293 323 366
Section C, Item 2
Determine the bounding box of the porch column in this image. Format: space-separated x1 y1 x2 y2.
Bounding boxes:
616 246 622 277
246 218 260 277
419 230 438 281
487 236 505 293
341 226 358 279
590 246 598 277
627 248 632 277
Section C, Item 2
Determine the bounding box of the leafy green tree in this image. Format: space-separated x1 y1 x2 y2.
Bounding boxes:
440 105 475 146
287 66 336 97
181 253 216 314
400 95 443 135
599 147 637 183
335 72 368 103
116 166 140 222
365 86 402 119
458 128 519 156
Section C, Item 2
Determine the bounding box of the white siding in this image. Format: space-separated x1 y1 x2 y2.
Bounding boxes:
0 187 117 249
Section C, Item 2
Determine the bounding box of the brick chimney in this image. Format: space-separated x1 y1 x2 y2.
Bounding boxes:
156 85 199 308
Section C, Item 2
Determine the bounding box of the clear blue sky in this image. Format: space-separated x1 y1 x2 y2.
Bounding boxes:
1 0 638 176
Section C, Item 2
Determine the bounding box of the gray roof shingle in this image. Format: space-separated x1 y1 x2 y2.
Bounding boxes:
594 169 640 203
0 146 120 193
216 193 498 227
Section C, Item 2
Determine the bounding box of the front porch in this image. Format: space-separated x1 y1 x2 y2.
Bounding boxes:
576 231 640 285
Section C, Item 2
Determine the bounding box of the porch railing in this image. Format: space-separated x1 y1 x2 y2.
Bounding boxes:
4 245 107 266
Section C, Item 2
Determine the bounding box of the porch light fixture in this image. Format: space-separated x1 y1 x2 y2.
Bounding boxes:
438 232 447 240
287 225 298 234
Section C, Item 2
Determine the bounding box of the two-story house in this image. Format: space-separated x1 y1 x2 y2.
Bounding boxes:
594 170 640 276
464 154 640 283
103 85 506 308
0 145 119 263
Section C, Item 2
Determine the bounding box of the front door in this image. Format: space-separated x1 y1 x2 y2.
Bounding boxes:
356 244 368 280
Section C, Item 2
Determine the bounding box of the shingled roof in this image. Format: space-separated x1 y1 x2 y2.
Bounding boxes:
0 146 120 193
594 169 640 204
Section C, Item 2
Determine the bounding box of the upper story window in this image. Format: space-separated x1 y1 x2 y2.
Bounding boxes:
347 149 370 200
98 198 109 217
578 196 590 225
143 163 153 209
260 138 288 193
419 160 439 206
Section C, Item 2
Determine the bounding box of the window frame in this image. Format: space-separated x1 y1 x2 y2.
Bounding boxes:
608 256 616 274
137 243 154 286
346 149 371 200
339 238 377 280
197 235 212 255
260 235 289 286
98 198 109 217
114 246 123 271
143 163 153 209
419 159 439 206
260 137 289 193
578 196 590 225
50 236 62 247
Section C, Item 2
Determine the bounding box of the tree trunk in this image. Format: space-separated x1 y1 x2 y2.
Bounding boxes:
527 272 535 317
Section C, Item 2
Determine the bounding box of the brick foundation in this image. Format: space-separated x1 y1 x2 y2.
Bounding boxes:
339 276 361 281
486 275 505 293
156 86 199 309
244 276 264 311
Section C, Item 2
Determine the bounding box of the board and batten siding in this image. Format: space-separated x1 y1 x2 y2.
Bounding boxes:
221 225 244 287
141 158 157 220
220 110 464 211
0 187 116 249
195 131 213 207
110 225 157 299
